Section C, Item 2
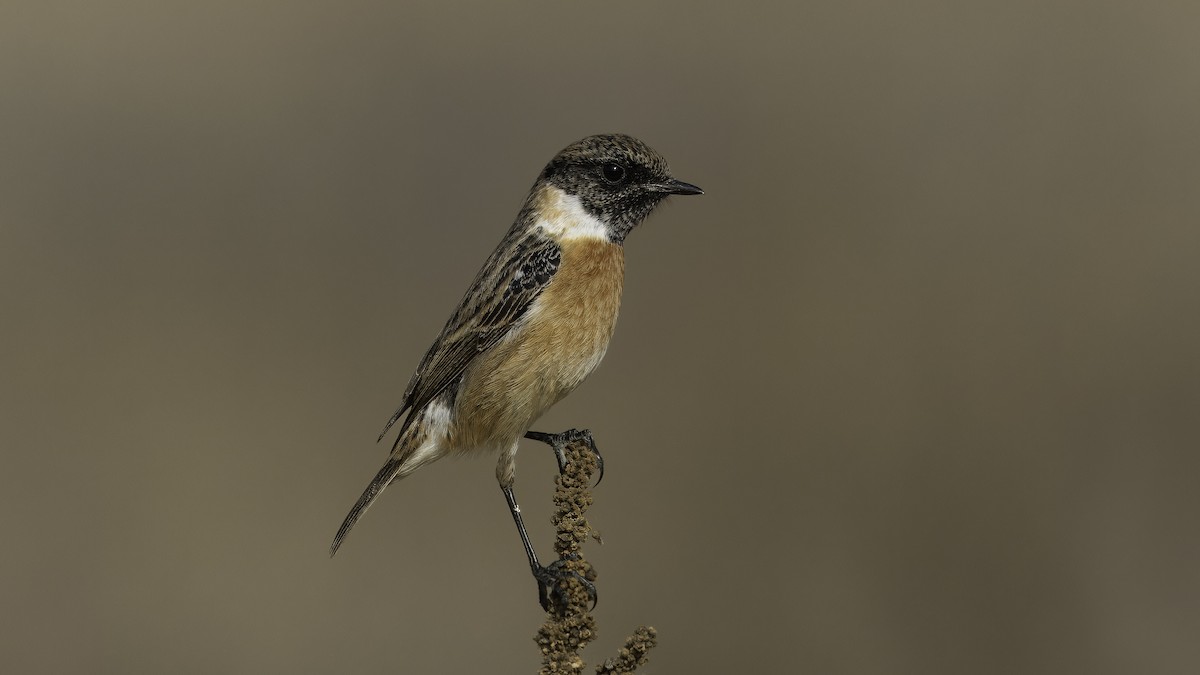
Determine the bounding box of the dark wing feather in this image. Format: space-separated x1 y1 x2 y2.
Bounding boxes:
377 230 561 447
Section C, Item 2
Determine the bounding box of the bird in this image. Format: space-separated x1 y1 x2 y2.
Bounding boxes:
330 133 702 605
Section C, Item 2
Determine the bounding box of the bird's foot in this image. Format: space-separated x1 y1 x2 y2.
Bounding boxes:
524 429 605 487
534 553 598 612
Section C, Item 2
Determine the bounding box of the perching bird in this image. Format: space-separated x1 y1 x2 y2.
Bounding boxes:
330 133 702 604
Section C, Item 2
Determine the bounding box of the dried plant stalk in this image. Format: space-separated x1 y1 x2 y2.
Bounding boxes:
532 431 658 675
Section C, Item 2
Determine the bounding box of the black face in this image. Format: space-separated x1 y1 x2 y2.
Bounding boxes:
540 134 698 243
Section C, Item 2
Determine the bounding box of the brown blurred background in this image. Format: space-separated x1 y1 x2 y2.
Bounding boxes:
3 1 1199 672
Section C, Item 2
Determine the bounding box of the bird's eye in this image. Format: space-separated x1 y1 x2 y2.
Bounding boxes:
601 162 627 183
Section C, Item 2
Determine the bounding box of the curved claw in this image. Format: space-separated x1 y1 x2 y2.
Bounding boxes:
534 554 598 612
524 429 604 487
592 450 605 487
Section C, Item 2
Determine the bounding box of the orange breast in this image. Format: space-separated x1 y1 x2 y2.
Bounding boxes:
450 238 625 452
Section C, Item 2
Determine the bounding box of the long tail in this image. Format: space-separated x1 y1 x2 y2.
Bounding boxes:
329 456 405 557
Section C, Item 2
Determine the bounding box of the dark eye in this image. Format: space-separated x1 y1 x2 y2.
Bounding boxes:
601 162 627 183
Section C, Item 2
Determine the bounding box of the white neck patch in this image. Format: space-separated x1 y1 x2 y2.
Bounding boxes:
534 187 611 242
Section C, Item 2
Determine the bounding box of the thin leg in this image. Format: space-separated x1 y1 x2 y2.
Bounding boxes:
502 483 596 611
524 429 605 487
502 483 542 574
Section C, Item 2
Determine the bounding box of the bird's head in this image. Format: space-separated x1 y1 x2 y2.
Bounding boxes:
538 133 703 243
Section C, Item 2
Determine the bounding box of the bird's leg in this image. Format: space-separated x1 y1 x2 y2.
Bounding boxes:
501 483 596 611
524 429 605 487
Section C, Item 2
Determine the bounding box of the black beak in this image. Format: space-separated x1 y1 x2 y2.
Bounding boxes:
657 178 704 196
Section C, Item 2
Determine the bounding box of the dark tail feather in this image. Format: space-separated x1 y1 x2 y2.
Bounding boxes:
330 456 404 557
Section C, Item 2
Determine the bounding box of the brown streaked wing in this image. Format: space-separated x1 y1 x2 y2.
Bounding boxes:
376 231 561 448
